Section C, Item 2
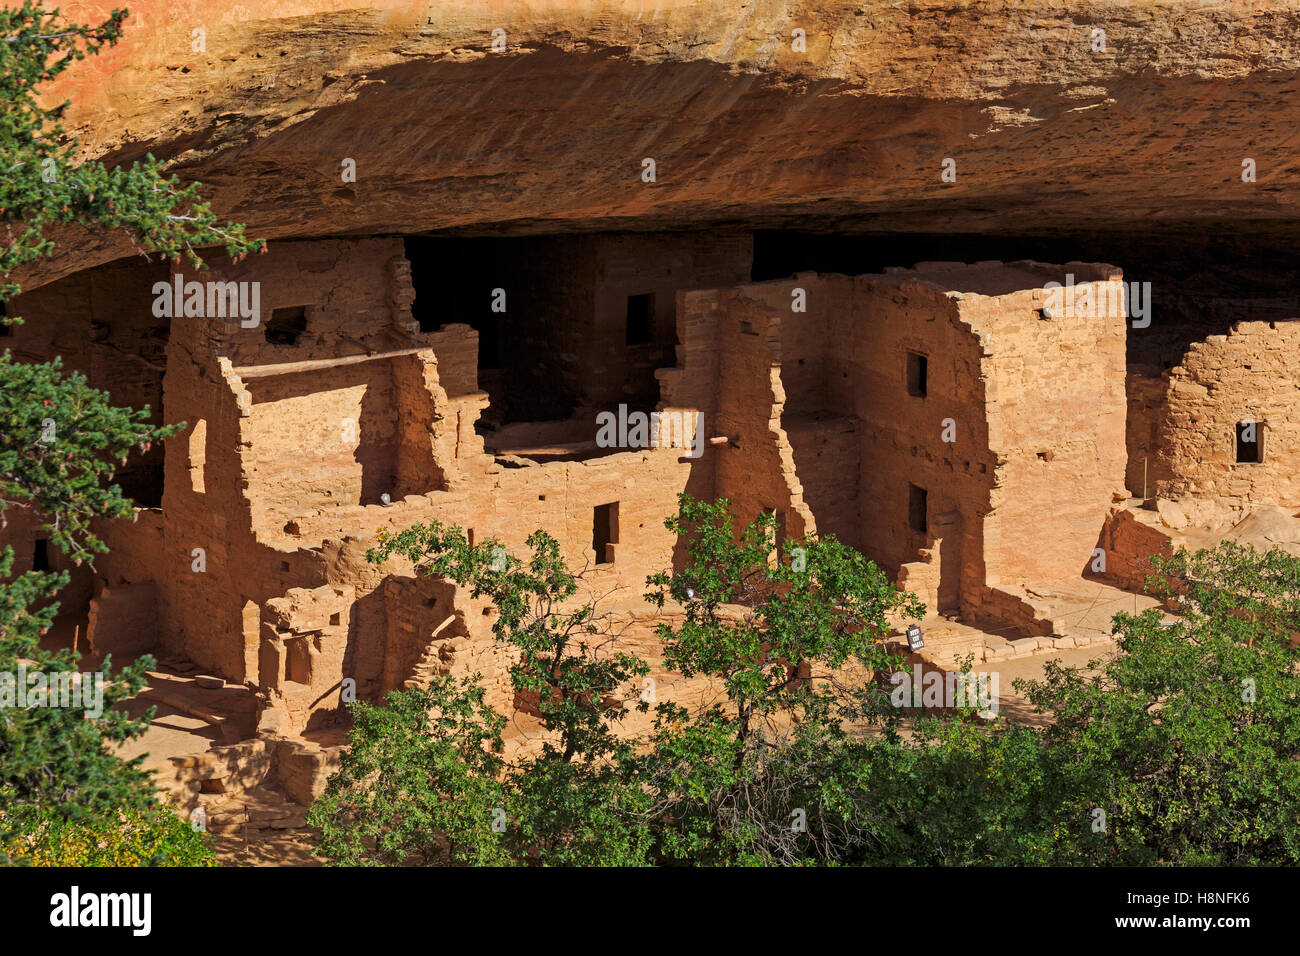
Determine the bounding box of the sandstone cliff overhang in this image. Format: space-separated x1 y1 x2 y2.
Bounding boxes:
25 0 1300 288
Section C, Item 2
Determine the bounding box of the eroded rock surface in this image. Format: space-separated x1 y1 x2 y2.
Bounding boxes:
28 0 1300 285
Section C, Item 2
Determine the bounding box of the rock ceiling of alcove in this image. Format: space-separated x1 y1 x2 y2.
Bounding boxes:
24 0 1300 288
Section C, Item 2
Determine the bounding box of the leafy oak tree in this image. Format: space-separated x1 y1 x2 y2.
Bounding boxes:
722 538 1300 866
0 1 261 861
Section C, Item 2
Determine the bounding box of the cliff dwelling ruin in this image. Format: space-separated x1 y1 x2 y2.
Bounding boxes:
9 0 1300 836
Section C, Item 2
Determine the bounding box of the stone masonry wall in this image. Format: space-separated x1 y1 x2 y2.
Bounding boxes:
4 237 1139 739
1154 321 1300 508
956 265 1129 589
680 261 1128 623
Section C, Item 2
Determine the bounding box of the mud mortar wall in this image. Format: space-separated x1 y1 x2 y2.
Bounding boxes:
962 274 1129 589
680 262 1128 617
1155 321 1300 509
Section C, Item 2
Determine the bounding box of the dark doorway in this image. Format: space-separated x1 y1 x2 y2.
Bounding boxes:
404 237 503 366
32 538 50 573
906 352 928 398
405 236 583 426
625 293 654 346
908 484 928 535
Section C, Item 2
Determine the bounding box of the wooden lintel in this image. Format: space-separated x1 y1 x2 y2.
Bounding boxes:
233 347 431 379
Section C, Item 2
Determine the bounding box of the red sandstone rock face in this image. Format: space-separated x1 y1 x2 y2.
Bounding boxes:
27 0 1300 285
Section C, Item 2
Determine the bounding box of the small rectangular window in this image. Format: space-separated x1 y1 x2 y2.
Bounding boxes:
265 306 308 345
593 502 619 564
0 301 10 336
625 294 654 346
908 484 928 534
32 538 50 573
906 353 928 398
1236 421 1264 464
285 636 311 684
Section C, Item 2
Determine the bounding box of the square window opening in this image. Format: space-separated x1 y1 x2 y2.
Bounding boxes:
265 306 308 345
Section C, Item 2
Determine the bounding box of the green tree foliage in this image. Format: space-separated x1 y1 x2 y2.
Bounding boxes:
2 803 216 866
802 716 1057 865
647 497 922 735
640 496 925 864
307 676 510 866
0 540 159 831
0 353 179 558
0 3 262 297
1017 541 1300 865
0 1 262 862
790 540 1300 866
368 524 651 772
